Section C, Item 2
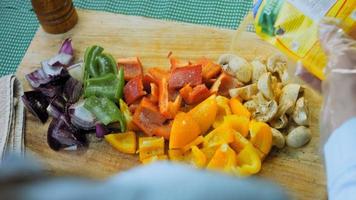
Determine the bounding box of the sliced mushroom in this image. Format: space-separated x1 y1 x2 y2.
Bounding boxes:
257 72 274 100
267 54 289 85
218 54 252 83
271 76 283 102
286 126 311 148
243 100 257 112
279 83 301 115
229 83 258 100
267 54 287 72
251 60 267 83
218 54 236 66
270 114 288 129
293 97 309 126
272 128 285 149
252 93 278 122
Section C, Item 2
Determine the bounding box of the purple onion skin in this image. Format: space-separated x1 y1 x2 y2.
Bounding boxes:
59 38 74 55
95 124 109 138
22 91 49 123
47 117 87 151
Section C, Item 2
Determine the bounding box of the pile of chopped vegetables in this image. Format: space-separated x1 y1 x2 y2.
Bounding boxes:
23 39 311 176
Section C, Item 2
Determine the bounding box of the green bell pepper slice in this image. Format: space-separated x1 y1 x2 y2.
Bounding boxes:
95 53 118 76
84 45 104 78
84 96 126 132
84 73 123 102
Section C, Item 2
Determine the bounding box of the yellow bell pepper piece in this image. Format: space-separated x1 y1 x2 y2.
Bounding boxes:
249 120 272 155
182 136 204 152
168 149 186 162
230 130 250 153
233 143 261 176
203 125 235 148
189 146 207 168
213 96 232 128
169 112 202 149
119 99 139 131
139 136 165 161
229 98 251 119
141 155 168 165
207 144 236 172
105 131 137 154
188 95 217 134
200 145 219 163
222 115 250 137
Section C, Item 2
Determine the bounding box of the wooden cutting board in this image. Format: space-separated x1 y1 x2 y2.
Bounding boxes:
16 9 326 200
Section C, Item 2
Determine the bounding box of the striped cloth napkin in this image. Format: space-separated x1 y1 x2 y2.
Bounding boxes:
0 75 24 162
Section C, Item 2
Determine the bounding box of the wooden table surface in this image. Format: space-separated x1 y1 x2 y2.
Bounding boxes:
16 9 326 200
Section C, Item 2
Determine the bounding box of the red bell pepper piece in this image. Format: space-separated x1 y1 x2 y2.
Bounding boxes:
132 98 171 139
179 84 211 105
168 64 202 89
148 83 159 103
124 76 146 105
117 57 143 81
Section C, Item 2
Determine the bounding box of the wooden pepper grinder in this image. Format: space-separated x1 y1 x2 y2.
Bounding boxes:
31 0 78 34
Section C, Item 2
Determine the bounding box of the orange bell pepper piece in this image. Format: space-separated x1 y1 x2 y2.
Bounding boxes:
138 136 165 161
222 115 250 137
179 84 211 105
141 155 168 164
189 146 207 168
158 77 182 119
182 136 204 152
188 95 217 134
169 112 201 149
105 131 137 154
210 72 242 96
233 143 262 176
213 96 231 128
195 57 221 81
207 144 236 172
249 120 272 155
203 125 235 148
229 98 251 119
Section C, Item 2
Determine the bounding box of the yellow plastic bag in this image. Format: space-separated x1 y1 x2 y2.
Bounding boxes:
254 0 355 80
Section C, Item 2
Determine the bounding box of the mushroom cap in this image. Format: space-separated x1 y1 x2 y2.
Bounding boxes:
272 128 285 148
293 97 309 126
286 126 311 148
279 83 301 115
218 54 252 83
